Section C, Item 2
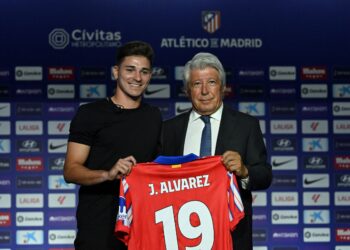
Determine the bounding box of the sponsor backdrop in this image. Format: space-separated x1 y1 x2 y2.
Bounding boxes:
1 1 350 249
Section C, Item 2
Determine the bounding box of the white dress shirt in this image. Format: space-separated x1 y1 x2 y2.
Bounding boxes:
183 104 249 189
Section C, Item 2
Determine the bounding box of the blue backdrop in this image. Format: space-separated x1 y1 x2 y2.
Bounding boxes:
1 0 350 249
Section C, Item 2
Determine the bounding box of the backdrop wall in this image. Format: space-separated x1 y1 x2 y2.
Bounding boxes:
0 1 350 249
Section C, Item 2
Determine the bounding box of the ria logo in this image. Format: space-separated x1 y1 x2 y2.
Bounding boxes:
49 28 70 49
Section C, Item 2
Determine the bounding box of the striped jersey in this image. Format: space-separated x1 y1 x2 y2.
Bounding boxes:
115 155 245 250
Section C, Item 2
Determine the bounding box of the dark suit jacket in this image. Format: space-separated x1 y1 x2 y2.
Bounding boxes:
160 104 272 250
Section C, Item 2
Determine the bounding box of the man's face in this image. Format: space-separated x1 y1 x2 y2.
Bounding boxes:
187 67 224 115
113 55 152 99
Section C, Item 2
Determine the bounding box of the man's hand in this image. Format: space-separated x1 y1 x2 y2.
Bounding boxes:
222 150 249 178
105 155 137 180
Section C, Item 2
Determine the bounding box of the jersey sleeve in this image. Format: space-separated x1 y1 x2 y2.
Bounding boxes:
227 172 245 231
115 178 133 245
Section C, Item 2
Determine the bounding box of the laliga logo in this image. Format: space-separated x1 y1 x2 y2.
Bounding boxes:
49 28 70 49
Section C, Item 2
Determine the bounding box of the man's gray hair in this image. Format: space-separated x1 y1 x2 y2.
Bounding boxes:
183 52 226 89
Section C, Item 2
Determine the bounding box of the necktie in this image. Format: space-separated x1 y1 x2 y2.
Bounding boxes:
199 115 211 157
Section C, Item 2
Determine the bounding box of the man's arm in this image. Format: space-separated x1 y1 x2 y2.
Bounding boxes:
63 142 135 185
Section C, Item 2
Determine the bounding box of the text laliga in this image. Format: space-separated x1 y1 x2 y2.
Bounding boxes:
148 175 210 196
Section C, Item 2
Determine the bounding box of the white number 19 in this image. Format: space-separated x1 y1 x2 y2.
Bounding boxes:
155 200 214 250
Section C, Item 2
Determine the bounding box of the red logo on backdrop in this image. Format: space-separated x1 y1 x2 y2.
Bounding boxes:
0 212 11 226
335 156 350 170
336 228 350 242
16 157 44 171
48 67 75 81
301 66 327 80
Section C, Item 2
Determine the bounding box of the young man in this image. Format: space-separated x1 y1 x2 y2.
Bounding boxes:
64 41 162 250
161 52 272 250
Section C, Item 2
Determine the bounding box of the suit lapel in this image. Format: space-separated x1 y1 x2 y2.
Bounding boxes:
215 105 239 154
177 111 190 155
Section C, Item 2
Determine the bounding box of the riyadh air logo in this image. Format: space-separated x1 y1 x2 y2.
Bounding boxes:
49 29 70 49
202 11 221 33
